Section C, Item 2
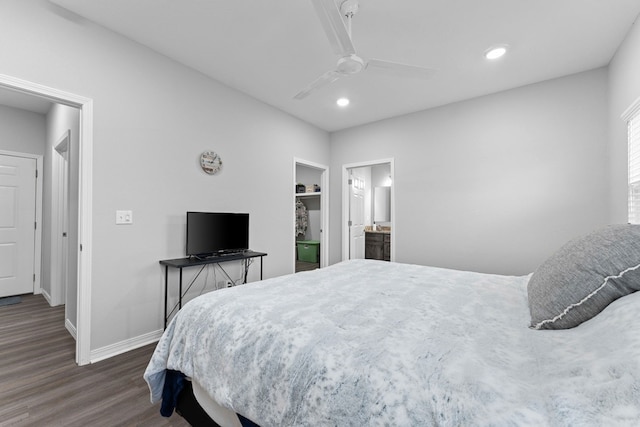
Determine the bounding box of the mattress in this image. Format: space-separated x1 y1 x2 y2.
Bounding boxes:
145 259 640 426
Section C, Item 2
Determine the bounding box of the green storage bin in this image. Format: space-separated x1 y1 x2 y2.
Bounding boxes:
297 240 320 262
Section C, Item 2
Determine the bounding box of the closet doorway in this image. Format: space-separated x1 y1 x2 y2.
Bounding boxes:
293 158 329 273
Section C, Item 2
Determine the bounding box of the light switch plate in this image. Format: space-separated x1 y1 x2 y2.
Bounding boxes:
116 210 133 225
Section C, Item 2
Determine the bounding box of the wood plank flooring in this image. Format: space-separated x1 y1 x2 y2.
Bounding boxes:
295 260 319 273
0 294 189 427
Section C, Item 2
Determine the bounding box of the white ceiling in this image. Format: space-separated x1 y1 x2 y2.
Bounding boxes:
45 0 640 131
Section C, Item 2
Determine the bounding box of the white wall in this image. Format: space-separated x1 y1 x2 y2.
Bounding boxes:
330 68 609 275
0 105 46 155
608 19 640 222
0 0 330 353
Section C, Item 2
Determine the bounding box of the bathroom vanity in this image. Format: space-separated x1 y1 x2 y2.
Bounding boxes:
365 229 390 261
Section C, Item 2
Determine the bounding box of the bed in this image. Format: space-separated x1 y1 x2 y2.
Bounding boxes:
144 224 640 426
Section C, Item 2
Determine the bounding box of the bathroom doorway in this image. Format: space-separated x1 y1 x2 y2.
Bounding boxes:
342 159 394 262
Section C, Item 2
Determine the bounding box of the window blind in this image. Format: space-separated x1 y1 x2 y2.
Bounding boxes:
624 98 640 224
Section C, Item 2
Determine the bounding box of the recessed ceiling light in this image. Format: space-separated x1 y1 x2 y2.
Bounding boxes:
484 45 508 60
336 97 350 107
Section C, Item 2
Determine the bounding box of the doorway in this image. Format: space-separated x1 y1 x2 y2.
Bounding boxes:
294 158 329 272
52 130 81 340
0 74 94 365
51 131 69 308
342 159 395 262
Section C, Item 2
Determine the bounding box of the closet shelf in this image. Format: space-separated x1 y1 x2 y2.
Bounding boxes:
295 192 321 197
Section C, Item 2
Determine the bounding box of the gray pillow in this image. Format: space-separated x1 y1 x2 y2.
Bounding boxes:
528 224 640 330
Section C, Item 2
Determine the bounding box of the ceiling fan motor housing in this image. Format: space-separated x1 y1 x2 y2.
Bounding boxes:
340 0 359 17
337 54 365 75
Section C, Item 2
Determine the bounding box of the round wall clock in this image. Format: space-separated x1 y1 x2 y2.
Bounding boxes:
200 151 222 175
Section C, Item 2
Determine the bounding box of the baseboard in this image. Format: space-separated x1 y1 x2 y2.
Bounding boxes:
65 318 78 340
90 329 163 363
41 288 53 306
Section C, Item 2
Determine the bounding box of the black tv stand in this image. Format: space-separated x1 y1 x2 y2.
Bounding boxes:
159 250 267 328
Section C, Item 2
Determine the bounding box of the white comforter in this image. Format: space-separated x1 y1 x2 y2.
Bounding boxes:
144 259 640 426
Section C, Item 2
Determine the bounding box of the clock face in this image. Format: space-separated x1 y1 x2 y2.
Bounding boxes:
200 151 222 175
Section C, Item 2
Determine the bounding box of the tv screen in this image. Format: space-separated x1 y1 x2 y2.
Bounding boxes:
186 212 249 257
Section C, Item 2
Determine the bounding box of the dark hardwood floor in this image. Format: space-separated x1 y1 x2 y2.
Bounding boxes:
0 293 189 427
295 260 319 273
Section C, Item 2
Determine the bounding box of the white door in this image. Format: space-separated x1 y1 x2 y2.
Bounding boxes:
349 171 365 259
0 154 36 297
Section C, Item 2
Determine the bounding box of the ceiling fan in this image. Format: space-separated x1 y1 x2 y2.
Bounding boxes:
294 0 437 100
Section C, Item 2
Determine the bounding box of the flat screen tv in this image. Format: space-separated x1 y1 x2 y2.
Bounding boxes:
186 212 249 257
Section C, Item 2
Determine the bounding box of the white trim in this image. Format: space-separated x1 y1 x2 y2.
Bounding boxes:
0 74 94 366
90 330 163 364
65 317 78 340
0 150 43 297
41 284 53 305
77 100 93 366
341 158 395 262
293 158 330 270
34 156 43 296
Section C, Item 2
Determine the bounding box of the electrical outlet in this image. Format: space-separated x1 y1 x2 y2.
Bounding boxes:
115 210 133 225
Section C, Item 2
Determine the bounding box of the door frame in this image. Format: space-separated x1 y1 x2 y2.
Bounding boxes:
342 158 395 262
51 131 70 309
0 150 43 296
293 158 329 270
0 74 94 366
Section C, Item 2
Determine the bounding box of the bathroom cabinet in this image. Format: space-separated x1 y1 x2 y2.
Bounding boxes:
365 231 390 261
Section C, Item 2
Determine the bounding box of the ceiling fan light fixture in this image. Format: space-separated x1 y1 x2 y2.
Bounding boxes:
337 97 350 107
484 45 509 60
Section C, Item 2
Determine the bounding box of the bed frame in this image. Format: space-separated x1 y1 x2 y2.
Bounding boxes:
174 380 260 427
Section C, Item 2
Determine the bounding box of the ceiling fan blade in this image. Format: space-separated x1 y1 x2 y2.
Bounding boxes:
294 70 342 100
310 0 356 56
366 58 437 79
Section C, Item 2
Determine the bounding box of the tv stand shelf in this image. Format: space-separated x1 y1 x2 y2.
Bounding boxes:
160 250 267 328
